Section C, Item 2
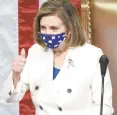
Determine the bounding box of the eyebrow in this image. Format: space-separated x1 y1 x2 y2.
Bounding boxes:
40 24 61 28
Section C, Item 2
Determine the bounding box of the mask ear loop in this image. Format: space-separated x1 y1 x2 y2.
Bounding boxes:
37 31 42 41
65 31 71 39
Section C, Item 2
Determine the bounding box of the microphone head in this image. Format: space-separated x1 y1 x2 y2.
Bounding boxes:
99 55 109 65
99 55 109 76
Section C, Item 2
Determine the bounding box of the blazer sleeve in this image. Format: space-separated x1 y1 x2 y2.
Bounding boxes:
91 49 114 115
3 47 33 103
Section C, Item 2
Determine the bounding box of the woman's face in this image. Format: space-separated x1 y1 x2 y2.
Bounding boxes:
40 15 66 34
40 15 70 51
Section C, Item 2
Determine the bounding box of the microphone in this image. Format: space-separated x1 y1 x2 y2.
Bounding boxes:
99 55 109 115
99 55 109 77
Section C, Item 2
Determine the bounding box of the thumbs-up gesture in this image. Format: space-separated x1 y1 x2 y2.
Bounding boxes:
12 48 26 86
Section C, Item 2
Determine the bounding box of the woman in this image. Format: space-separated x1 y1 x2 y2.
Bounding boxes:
3 0 114 115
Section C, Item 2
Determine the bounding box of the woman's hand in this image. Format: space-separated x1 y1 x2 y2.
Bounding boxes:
12 48 26 87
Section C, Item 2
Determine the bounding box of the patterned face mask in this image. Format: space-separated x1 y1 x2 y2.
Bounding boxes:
40 32 66 49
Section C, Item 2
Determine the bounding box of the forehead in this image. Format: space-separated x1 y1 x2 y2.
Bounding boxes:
40 15 63 26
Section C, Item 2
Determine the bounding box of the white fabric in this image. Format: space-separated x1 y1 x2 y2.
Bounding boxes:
0 0 19 115
3 43 114 115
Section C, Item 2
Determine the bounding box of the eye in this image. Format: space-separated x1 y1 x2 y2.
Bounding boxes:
50 26 59 31
40 25 46 30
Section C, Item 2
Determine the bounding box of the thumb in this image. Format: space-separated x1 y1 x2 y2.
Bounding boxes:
20 48 26 58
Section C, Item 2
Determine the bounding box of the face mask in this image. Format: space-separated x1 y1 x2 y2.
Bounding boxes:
40 32 66 49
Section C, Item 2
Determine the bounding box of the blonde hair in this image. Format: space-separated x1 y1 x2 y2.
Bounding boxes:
33 0 86 47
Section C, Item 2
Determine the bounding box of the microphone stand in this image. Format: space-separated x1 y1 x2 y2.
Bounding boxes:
99 55 109 115
100 75 105 115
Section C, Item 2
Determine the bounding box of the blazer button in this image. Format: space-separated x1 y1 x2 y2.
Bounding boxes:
58 106 62 111
35 86 39 90
39 105 43 110
9 91 12 95
67 88 72 93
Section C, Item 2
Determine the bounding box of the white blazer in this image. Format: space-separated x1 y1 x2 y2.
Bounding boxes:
3 43 114 115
